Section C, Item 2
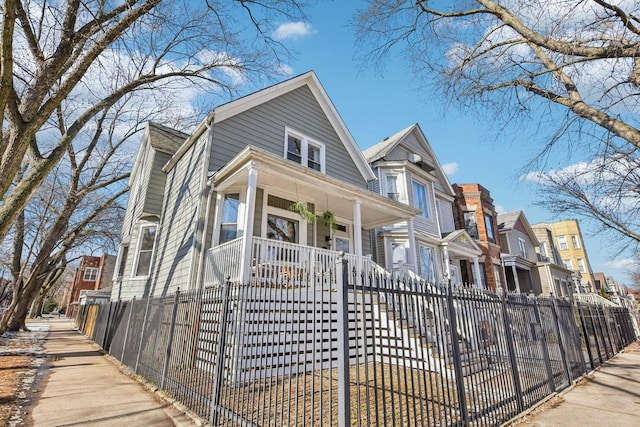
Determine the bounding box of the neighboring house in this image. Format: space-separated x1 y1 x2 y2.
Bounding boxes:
452 183 504 290
531 223 574 297
67 254 116 317
112 71 419 300
497 211 540 293
364 124 483 287
603 276 635 308
547 219 596 293
593 272 607 293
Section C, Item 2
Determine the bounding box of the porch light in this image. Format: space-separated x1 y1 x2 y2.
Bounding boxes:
325 236 333 247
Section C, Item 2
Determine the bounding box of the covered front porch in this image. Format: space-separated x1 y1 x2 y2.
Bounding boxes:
202 146 419 288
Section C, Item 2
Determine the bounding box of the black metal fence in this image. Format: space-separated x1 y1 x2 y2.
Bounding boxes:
77 259 638 426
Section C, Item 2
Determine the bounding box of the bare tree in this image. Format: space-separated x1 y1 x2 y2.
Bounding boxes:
0 0 306 244
0 100 140 333
356 1 640 245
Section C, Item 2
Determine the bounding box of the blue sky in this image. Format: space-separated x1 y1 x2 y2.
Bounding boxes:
264 2 634 282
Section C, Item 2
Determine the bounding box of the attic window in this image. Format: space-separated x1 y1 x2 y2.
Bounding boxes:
285 128 325 173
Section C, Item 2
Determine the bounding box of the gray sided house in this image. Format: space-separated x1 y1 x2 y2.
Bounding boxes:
364 124 483 287
113 71 418 300
498 211 540 293
112 122 188 300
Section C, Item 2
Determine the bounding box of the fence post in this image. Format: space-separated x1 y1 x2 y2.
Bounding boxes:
102 302 114 350
121 296 136 362
532 297 556 393
160 289 180 390
550 297 572 383
335 253 352 427
501 291 525 413
446 279 469 425
575 301 595 370
135 291 153 374
210 279 232 426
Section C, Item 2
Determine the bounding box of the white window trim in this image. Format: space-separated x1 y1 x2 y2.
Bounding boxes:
577 258 586 273
411 179 430 218
558 235 568 250
518 237 527 258
380 169 405 203
83 267 99 281
114 245 129 280
563 259 573 270
571 235 580 249
284 127 326 173
261 203 308 247
131 222 158 279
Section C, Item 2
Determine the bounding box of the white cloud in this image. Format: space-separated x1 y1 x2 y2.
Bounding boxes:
272 22 315 41
603 258 637 270
495 204 506 214
277 64 294 76
442 162 458 175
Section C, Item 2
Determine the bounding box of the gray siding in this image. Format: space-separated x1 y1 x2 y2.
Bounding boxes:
210 86 366 187
437 198 455 234
253 188 264 237
407 170 439 238
151 132 209 296
143 151 173 214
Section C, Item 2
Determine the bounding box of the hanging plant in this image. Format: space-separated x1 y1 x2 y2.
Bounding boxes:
321 210 337 231
289 201 315 224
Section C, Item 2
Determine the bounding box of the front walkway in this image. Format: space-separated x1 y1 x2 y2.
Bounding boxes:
514 342 640 426
29 318 195 426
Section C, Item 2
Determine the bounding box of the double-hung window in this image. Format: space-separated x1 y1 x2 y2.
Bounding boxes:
84 268 98 281
518 237 527 258
419 245 436 283
577 258 586 273
285 129 325 173
220 194 240 243
571 235 580 249
412 181 429 218
134 224 157 277
485 214 495 243
558 235 568 250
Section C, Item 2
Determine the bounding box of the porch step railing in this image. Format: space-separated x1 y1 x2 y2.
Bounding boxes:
203 238 243 287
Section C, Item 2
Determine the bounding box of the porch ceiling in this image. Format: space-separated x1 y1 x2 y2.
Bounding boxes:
210 146 420 229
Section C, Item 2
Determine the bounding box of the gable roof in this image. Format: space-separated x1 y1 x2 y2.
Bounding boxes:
364 123 454 196
148 122 188 154
497 210 539 245
164 71 376 182
362 124 414 162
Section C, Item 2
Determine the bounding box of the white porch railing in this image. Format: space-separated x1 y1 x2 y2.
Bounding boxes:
573 292 620 307
203 237 243 287
203 236 381 288
250 237 377 289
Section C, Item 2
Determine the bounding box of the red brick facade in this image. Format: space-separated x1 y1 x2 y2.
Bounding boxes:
452 184 504 291
66 254 115 317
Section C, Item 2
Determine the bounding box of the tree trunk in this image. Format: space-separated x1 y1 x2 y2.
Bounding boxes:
5 279 43 332
29 292 46 318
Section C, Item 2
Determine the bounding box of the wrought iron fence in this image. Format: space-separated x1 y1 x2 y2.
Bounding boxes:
77 257 638 426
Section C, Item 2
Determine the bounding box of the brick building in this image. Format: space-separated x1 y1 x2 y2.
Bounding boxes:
66 254 116 318
452 183 504 290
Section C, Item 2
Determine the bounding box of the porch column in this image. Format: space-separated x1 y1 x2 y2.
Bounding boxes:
240 164 259 284
473 256 483 289
407 218 417 271
211 192 224 247
511 265 521 293
353 200 362 258
442 243 451 282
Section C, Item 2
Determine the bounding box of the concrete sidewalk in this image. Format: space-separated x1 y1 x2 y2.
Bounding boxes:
28 318 196 427
516 342 640 427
